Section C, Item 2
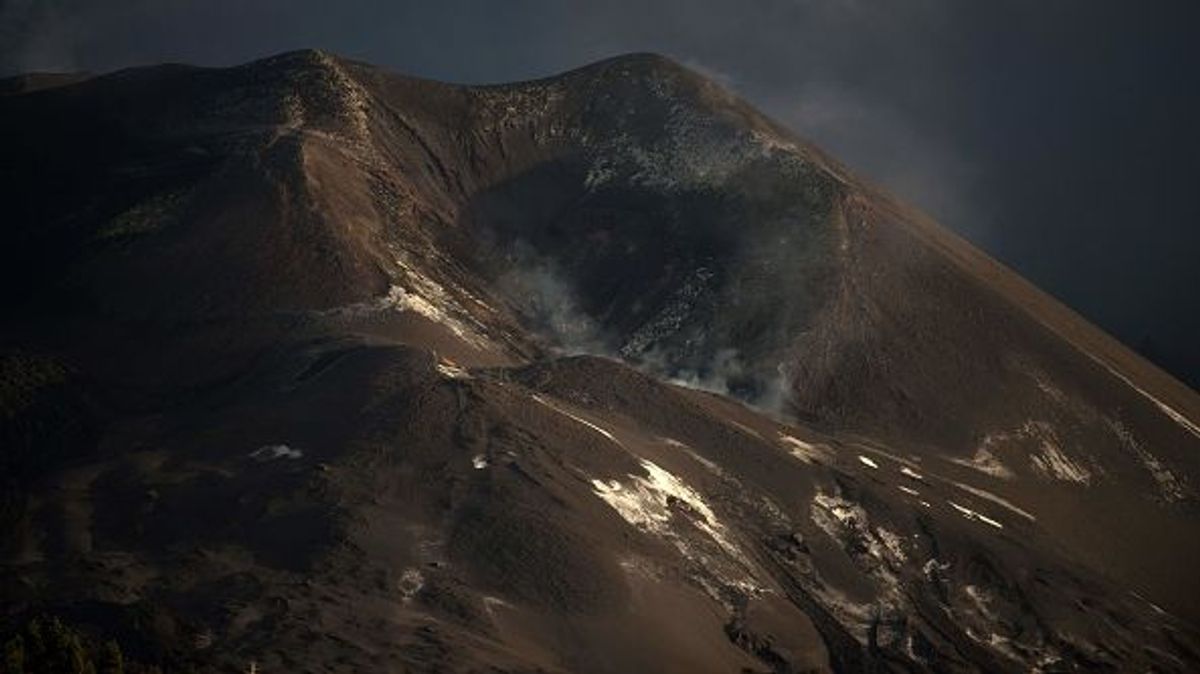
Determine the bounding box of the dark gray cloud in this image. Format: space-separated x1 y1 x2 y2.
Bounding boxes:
3 0 1197 386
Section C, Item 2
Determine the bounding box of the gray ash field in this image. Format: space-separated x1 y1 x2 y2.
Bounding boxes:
2 50 1199 672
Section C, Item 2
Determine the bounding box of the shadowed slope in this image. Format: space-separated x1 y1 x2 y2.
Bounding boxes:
1 50 1198 671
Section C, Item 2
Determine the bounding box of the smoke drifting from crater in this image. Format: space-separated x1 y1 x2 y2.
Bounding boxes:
3 0 1197 388
495 245 607 357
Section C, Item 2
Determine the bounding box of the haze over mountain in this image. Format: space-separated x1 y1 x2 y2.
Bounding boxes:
1 50 1198 672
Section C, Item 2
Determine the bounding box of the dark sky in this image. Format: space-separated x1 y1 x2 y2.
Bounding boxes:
3 0 1197 388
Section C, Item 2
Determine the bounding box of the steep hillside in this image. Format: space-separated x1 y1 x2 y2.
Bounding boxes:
1 50 1198 672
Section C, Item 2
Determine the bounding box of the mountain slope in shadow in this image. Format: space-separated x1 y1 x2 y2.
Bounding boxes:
1 49 1198 672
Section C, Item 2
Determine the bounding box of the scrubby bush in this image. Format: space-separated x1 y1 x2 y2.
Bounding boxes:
1 616 122 674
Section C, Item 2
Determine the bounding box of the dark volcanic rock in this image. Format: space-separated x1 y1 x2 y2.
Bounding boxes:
2 49 1199 672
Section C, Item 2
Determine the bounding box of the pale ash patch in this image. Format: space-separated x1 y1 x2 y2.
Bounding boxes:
665 437 795 528
778 433 833 464
436 360 470 379
749 129 803 155
965 421 1102 484
1131 591 1171 617
810 492 906 568
854 443 922 470
1134 450 1189 503
951 443 1015 479
1029 369 1070 405
249 444 303 461
964 585 1000 622
531 394 623 447
1108 418 1190 502
725 418 764 440
1032 655 1069 674
324 251 498 350
591 459 738 557
1154 400 1200 439
680 447 725 476
1091 356 1200 440
963 628 1025 666
809 490 908 644
808 586 877 644
950 481 1037 522
323 263 493 350
1013 421 1100 484
481 595 512 618
947 501 1004 529
922 559 951 580
959 585 1066 667
590 459 762 598
618 555 661 580
378 283 488 349
810 492 863 538
661 438 724 476
471 454 488 470
876 528 907 563
398 568 424 603
1029 439 1092 484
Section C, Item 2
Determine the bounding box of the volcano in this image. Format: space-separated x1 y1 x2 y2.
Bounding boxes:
2 50 1198 672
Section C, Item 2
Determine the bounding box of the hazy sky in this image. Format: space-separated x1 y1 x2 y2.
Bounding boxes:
3 0 1197 386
